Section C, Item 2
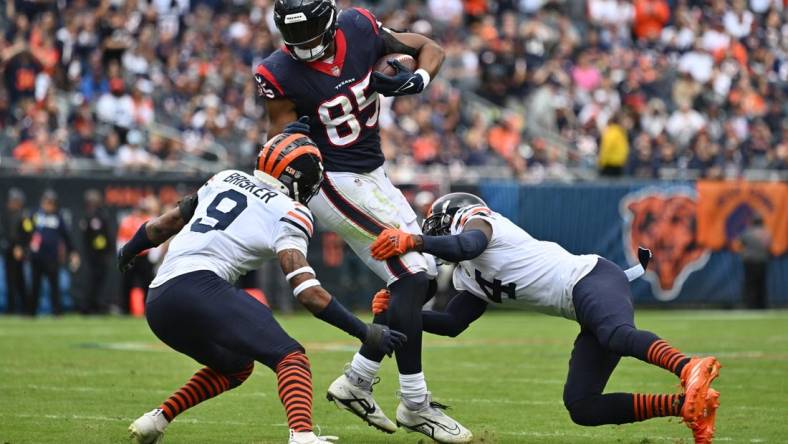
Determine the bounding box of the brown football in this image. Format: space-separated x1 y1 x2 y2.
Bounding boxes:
374 53 417 76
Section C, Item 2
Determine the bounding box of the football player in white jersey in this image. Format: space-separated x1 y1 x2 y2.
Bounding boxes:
118 133 407 444
369 193 722 444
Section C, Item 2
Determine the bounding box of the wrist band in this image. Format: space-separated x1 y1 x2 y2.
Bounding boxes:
286 266 315 281
415 69 431 88
624 264 644 282
293 279 321 297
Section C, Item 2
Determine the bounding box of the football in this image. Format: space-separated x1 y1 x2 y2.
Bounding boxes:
374 53 417 76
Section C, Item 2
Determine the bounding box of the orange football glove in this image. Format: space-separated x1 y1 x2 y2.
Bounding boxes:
370 228 417 260
371 288 391 315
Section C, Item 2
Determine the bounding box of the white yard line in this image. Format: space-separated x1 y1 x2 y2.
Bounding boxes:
10 412 285 428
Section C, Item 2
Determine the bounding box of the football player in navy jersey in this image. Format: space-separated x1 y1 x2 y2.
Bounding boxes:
256 1 471 442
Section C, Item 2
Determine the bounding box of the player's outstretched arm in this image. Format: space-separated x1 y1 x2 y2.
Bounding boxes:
117 194 196 272
370 218 492 262
277 249 407 356
372 289 488 337
381 30 445 81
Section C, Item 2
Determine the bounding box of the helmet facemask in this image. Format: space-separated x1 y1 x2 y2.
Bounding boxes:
275 0 337 62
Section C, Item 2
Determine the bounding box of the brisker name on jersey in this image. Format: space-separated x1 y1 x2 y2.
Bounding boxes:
223 172 278 203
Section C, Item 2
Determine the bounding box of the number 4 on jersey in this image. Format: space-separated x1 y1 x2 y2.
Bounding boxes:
474 269 516 303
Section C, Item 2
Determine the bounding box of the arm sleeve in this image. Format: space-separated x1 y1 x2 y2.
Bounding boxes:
255 62 288 100
420 229 490 263
422 291 488 337
379 28 420 58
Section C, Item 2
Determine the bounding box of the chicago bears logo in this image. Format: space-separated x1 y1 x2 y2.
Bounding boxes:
620 188 710 301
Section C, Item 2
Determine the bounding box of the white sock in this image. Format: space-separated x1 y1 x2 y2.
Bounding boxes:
399 372 428 408
347 353 380 389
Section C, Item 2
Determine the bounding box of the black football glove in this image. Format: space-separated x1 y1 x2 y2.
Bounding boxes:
637 246 652 270
283 116 310 135
117 246 136 274
363 323 407 357
370 60 426 97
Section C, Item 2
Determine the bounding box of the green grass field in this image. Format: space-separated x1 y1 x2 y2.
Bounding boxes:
2 310 787 444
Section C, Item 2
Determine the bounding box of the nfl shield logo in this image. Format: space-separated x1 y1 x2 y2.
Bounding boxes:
331 66 340 76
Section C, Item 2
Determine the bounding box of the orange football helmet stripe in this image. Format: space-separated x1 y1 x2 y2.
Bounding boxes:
264 133 304 173
271 145 322 178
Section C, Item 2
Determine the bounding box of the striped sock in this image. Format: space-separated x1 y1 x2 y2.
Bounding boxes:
632 393 684 421
276 352 313 432
646 339 691 376
159 363 254 422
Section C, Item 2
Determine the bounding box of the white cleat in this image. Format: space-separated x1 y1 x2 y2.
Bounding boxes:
129 408 169 444
288 429 339 444
326 373 397 433
396 394 472 444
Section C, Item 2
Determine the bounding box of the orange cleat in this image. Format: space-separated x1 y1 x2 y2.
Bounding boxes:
680 357 722 422
686 388 720 444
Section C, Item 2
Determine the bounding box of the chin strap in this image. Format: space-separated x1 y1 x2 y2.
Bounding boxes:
253 170 289 196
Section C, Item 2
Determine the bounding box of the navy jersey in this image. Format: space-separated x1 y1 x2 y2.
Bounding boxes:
256 8 387 174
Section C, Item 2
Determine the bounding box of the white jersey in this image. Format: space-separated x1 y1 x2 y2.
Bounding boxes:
450 206 598 319
151 170 314 287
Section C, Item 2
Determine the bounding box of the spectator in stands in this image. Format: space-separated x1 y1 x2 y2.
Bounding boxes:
2 45 41 105
628 133 656 178
487 116 526 176
741 120 773 169
96 75 134 137
77 189 113 314
118 130 158 172
13 127 66 170
633 0 670 41
67 102 97 158
666 100 707 147
27 190 79 316
687 131 723 178
130 79 155 128
598 113 629 177
1 188 32 314
94 129 121 169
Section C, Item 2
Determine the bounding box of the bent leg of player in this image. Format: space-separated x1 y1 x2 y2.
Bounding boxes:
312 168 470 442
571 258 720 441
130 271 333 444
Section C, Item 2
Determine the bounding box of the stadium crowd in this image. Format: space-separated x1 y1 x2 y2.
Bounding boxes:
0 0 786 179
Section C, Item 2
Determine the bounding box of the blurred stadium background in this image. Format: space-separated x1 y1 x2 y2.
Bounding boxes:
1 0 785 314
2 0 787 443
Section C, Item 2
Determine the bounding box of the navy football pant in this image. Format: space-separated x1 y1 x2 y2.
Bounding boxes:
146 270 303 373
564 258 685 425
359 271 429 374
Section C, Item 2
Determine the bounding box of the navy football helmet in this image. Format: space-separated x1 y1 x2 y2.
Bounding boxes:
422 193 488 236
274 0 337 62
